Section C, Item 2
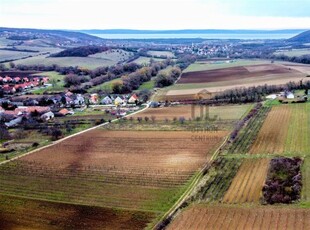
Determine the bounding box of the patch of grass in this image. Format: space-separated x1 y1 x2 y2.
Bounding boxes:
274 49 310 57
88 78 122 93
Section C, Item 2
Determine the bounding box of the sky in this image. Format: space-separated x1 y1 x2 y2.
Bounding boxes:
1 0 310 30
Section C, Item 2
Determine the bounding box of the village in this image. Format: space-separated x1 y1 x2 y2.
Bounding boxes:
0 76 144 128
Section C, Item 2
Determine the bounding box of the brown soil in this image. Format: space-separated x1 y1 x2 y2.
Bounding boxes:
0 194 153 230
178 64 299 84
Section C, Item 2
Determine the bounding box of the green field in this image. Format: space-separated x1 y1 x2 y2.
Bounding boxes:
7 54 120 69
31 71 65 94
131 56 166 65
138 78 155 90
89 77 122 93
147 50 175 58
89 48 133 62
183 59 270 73
274 49 310 57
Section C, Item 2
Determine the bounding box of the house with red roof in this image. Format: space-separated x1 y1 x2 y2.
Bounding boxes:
128 94 139 104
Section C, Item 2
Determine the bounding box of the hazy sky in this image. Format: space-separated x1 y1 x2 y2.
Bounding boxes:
1 0 310 30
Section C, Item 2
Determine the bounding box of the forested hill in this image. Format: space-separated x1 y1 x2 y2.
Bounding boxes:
288 30 310 43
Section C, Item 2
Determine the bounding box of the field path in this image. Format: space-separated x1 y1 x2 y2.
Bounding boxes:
0 103 150 166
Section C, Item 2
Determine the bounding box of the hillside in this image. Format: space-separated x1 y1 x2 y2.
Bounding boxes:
288 30 310 43
0 27 105 48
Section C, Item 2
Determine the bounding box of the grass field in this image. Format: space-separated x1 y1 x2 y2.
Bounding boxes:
89 78 122 93
138 78 156 90
131 56 165 65
168 205 310 230
31 71 65 93
0 129 227 227
8 54 120 69
274 49 310 57
146 50 175 58
0 49 35 62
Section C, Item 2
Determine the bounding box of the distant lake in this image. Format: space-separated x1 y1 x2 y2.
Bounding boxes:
91 33 298 40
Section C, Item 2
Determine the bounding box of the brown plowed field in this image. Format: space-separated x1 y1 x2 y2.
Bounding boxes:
0 130 228 212
222 158 270 203
168 205 310 230
249 105 291 154
0 194 153 230
178 64 299 84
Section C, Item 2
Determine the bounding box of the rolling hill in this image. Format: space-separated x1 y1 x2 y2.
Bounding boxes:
288 30 310 43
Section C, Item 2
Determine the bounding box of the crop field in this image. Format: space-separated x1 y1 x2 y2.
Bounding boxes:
222 158 270 204
250 104 310 155
183 59 269 73
131 104 251 121
168 205 310 230
179 64 300 84
0 194 153 230
0 130 227 220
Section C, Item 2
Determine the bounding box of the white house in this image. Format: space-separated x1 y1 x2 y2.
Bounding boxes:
114 96 124 105
286 92 295 99
101 96 113 105
41 111 54 121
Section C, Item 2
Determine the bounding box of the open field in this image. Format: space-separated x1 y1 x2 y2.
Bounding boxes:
222 158 270 204
158 62 310 101
147 50 175 58
274 49 310 57
130 104 251 121
249 104 310 155
0 49 36 62
8 54 120 69
89 78 122 92
31 71 65 93
168 205 310 230
0 194 153 230
183 59 270 73
0 130 227 217
179 64 298 84
131 56 165 65
89 48 133 62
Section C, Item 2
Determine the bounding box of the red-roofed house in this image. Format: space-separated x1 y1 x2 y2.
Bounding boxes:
3 76 12 83
14 77 21 83
23 77 29 82
128 94 139 104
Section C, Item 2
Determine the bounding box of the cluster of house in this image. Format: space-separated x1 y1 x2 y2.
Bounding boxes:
89 93 140 106
0 76 49 94
0 91 141 128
